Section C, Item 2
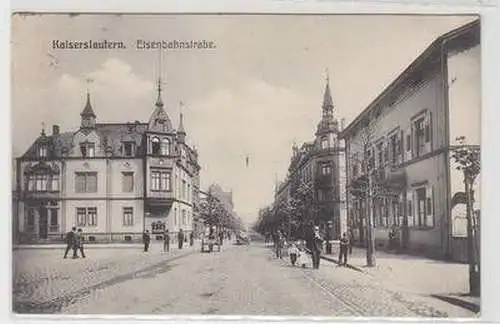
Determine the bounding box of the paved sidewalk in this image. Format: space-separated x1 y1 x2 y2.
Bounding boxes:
13 240 207 313
320 247 479 313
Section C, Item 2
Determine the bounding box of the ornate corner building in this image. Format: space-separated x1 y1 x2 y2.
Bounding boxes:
13 79 201 243
274 77 348 239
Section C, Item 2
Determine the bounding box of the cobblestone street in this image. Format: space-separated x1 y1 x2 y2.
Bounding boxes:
13 241 476 317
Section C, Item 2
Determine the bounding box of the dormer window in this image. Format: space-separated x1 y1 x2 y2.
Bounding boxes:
123 142 135 157
38 145 47 158
321 137 329 149
80 142 95 158
161 138 170 156
151 137 160 156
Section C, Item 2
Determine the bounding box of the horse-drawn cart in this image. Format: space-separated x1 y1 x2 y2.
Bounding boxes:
201 235 221 253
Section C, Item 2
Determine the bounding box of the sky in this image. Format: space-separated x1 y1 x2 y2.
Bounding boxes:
11 14 478 225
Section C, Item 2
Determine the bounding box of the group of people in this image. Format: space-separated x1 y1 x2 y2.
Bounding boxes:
63 227 86 259
142 228 195 252
272 226 352 270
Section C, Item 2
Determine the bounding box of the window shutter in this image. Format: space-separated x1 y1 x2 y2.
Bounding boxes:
424 112 432 153
405 127 412 161
425 186 434 227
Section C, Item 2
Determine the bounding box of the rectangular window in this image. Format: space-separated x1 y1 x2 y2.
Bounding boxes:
174 208 178 226
123 142 135 157
182 210 186 225
320 163 331 176
182 180 186 199
38 146 47 158
123 207 134 226
377 143 384 167
75 172 97 193
416 188 426 227
76 208 86 226
122 172 134 192
161 173 170 191
151 170 171 191
151 171 160 191
51 175 59 191
76 207 97 227
87 207 97 226
80 143 95 158
390 133 398 164
413 117 425 157
406 134 411 151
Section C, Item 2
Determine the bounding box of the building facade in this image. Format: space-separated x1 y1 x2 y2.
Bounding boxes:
340 20 480 260
14 80 201 243
273 77 347 239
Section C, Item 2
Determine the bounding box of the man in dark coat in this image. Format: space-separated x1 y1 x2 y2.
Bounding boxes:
339 232 349 266
189 231 194 247
143 230 151 252
163 229 170 252
63 227 77 259
310 226 324 269
177 229 184 249
219 230 224 246
74 228 86 258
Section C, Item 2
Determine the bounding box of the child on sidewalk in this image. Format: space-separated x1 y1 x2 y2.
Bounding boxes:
297 242 308 268
288 241 299 266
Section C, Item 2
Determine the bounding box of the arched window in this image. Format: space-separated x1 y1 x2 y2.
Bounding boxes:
161 138 170 156
151 137 160 155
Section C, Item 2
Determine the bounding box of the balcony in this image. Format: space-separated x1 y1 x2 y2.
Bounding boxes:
22 190 60 200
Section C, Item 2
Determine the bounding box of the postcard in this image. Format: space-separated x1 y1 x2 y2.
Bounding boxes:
11 13 481 318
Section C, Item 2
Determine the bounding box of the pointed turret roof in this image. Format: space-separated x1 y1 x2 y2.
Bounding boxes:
81 92 96 117
155 78 164 108
178 112 186 134
322 75 334 109
147 77 173 133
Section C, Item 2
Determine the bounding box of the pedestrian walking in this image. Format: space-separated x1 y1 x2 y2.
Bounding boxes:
219 230 224 246
288 241 299 266
276 231 285 259
177 229 184 249
74 228 86 258
310 226 324 269
189 231 194 247
143 230 151 252
163 229 170 252
338 233 349 266
348 228 354 255
63 227 76 259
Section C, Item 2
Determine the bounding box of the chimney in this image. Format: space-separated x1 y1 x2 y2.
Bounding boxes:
52 125 60 135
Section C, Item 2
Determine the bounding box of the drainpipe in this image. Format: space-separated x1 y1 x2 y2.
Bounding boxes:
440 38 453 258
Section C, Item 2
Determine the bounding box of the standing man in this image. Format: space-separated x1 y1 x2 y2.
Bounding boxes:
63 227 76 259
74 228 86 259
177 229 184 249
143 229 151 252
189 231 194 247
348 227 354 255
339 232 349 266
219 230 224 246
163 229 170 252
310 226 324 269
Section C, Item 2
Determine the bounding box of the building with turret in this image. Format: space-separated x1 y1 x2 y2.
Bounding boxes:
273 76 347 239
13 78 201 243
